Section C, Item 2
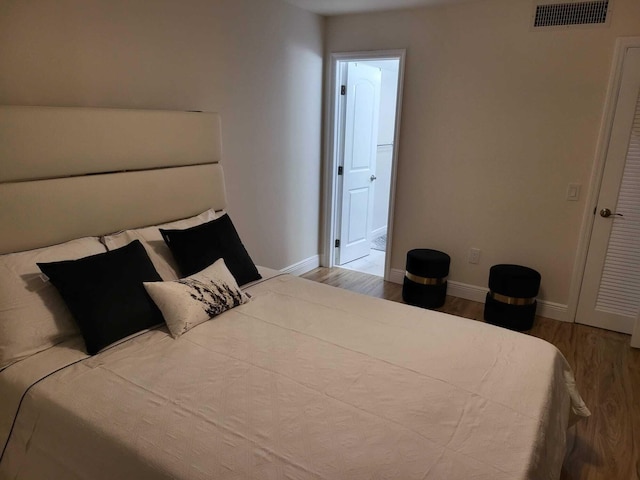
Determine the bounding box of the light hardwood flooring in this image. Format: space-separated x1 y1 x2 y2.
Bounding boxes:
302 267 640 480
339 249 385 277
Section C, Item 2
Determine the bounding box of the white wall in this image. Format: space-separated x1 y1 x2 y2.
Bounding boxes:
361 60 398 236
372 145 394 235
327 0 640 306
365 60 399 145
0 0 324 271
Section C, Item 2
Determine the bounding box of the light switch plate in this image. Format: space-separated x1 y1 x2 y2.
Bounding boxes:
567 183 581 201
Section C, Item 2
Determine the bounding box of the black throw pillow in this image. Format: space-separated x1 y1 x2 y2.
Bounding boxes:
38 240 164 355
160 214 261 286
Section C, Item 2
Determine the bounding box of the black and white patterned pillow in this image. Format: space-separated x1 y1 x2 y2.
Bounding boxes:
144 258 249 338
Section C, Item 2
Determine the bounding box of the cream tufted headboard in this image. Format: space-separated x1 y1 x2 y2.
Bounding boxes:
0 106 227 254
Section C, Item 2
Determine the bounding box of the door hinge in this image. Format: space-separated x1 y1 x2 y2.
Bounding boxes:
338 166 343 176
341 85 346 96
335 239 340 248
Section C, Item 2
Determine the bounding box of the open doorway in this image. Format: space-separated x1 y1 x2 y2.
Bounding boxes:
322 50 405 280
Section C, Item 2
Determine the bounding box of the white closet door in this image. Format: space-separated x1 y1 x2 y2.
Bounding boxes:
576 47 640 334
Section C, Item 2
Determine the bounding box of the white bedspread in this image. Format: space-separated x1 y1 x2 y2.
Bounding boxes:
0 274 589 480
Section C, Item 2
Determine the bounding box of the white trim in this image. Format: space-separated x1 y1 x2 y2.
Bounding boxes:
567 36 640 323
538 301 570 322
280 255 320 276
321 49 406 284
447 280 487 304
370 226 387 238
382 52 405 283
631 312 640 348
389 268 405 284
390 268 569 322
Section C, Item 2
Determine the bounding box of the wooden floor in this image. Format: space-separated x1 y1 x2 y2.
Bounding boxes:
302 267 640 480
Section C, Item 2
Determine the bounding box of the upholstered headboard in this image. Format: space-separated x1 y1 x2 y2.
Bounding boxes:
0 106 226 254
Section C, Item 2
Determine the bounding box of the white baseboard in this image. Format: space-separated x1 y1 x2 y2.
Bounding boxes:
280 255 320 277
447 280 487 303
389 268 569 322
371 226 387 238
388 268 405 284
537 301 569 322
631 318 640 349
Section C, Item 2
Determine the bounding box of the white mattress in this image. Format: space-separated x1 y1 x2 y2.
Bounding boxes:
0 273 588 480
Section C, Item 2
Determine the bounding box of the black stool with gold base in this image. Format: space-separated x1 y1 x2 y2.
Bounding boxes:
402 249 450 309
484 264 541 331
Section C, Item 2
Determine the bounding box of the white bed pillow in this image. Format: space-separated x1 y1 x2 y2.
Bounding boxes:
0 237 107 369
102 209 220 281
144 259 248 338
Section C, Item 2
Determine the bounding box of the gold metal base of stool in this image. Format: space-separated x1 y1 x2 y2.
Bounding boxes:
489 291 535 306
405 271 447 286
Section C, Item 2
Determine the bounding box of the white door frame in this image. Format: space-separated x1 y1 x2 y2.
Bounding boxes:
567 36 640 323
321 49 406 281
632 311 640 348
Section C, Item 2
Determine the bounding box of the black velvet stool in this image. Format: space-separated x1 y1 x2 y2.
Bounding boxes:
402 249 450 309
484 264 541 331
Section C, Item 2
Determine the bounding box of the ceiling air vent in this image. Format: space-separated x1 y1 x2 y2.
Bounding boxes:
533 0 610 28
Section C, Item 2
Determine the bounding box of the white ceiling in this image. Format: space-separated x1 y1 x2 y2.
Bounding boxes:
283 0 474 16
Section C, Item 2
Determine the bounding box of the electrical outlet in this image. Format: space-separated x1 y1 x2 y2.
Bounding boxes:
468 248 481 264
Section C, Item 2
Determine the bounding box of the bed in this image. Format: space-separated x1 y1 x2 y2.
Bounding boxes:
0 106 590 480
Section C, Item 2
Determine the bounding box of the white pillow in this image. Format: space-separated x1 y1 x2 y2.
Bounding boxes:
144 259 248 339
0 237 107 369
102 209 220 281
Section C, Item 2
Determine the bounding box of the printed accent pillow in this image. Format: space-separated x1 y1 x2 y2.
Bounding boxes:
144 258 249 338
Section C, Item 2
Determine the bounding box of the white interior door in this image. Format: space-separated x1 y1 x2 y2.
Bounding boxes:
337 62 381 265
576 47 640 334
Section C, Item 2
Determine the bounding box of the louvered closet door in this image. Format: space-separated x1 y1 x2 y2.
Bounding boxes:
576 47 640 334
